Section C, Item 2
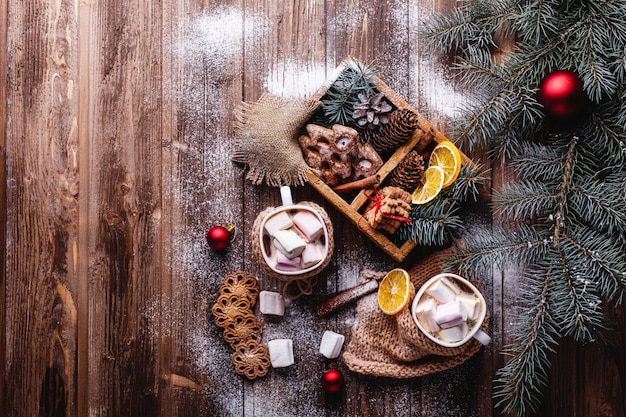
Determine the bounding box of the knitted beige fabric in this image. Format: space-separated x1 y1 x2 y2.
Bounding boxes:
252 202 334 300
343 248 488 378
232 94 320 187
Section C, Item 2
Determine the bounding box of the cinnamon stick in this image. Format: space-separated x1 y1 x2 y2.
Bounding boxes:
333 175 379 193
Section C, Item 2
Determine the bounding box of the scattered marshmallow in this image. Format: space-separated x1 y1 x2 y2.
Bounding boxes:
319 330 345 359
267 339 294 368
259 291 285 316
440 276 462 295
456 292 480 320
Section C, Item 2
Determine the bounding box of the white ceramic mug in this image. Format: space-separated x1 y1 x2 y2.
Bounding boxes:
411 273 491 347
259 186 329 276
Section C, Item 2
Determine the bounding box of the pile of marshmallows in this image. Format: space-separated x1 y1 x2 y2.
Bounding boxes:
259 291 344 368
263 209 325 272
414 276 482 344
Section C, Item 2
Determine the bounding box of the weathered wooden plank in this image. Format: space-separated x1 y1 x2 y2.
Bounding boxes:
81 0 165 415
160 0 249 415
5 0 80 415
0 0 7 410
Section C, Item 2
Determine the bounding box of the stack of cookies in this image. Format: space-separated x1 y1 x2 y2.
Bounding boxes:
211 271 271 380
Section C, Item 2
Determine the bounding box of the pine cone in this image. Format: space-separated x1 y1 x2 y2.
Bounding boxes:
369 108 420 152
389 150 425 192
352 91 393 129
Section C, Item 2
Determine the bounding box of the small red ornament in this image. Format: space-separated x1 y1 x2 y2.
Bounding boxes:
537 70 586 119
321 368 344 394
206 224 235 250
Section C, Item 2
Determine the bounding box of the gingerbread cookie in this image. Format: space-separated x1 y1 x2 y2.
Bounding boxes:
211 293 253 328
365 186 412 234
222 312 264 348
212 271 270 380
299 123 383 186
231 339 271 380
219 271 259 306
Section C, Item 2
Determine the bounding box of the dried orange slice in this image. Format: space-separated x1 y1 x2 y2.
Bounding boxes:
411 165 445 205
429 140 462 188
377 268 413 315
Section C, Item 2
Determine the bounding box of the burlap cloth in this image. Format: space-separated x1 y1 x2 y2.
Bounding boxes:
343 248 489 378
252 202 334 300
232 94 320 187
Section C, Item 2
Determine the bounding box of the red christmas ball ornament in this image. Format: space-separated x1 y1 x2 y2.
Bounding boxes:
206 224 235 250
537 70 587 119
321 368 344 394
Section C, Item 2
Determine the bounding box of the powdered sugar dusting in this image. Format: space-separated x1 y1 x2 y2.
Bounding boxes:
266 60 327 98
415 55 470 120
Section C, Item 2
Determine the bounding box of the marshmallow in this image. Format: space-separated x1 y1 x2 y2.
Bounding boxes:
301 242 324 268
438 322 468 343
268 339 294 368
259 291 285 316
272 229 306 259
274 251 301 271
440 276 462 295
319 330 345 359
456 291 480 321
264 211 293 236
292 210 324 242
426 279 456 304
414 297 441 333
435 300 468 329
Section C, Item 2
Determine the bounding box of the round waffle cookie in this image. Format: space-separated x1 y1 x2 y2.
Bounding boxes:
211 293 253 328
231 339 271 380
219 271 260 306
212 271 269 380
222 312 264 348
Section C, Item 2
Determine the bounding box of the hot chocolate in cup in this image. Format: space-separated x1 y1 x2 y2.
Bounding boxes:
259 186 329 276
411 273 491 348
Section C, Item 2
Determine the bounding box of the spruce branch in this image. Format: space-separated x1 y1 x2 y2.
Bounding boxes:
423 1 626 415
318 59 379 129
494 263 558 416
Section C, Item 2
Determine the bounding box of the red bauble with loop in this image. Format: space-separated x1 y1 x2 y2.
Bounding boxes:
321 368 345 394
537 70 587 119
206 224 235 250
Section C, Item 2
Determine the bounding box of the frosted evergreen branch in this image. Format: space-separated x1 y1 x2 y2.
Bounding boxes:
449 225 551 279
494 264 558 416
493 181 557 221
553 247 607 343
553 136 578 246
319 59 379 128
448 162 490 202
396 200 462 247
560 229 626 302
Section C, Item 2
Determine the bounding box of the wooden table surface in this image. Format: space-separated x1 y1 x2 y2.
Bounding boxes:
2 0 625 416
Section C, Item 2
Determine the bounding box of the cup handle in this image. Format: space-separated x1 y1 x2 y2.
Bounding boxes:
280 186 293 206
473 329 491 345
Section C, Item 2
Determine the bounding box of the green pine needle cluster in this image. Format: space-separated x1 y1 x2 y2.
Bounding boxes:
310 58 380 129
396 163 488 246
423 1 626 416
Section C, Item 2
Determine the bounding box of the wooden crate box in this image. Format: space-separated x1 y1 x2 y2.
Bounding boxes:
304 58 469 263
